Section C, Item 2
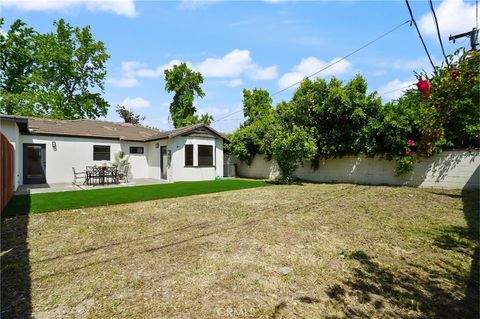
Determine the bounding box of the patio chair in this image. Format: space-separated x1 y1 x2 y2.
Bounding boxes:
118 165 129 183
105 166 119 184
72 167 88 185
86 166 98 185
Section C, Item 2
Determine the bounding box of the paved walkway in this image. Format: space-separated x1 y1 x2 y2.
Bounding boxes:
15 178 168 195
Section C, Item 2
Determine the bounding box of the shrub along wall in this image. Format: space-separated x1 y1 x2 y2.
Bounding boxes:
236 150 479 190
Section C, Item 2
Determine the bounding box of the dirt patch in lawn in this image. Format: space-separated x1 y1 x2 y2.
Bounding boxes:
2 183 478 318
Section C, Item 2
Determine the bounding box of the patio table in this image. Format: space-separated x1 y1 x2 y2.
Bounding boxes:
86 166 118 185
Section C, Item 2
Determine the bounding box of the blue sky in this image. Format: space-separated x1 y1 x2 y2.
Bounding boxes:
1 0 477 132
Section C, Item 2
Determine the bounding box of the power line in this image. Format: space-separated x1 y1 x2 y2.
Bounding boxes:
405 0 437 74
271 19 412 97
213 19 411 123
429 0 449 67
213 109 244 122
378 84 415 97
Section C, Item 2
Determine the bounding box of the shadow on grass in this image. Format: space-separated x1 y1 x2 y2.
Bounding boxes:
326 187 479 318
1 194 31 318
265 179 304 186
459 188 479 318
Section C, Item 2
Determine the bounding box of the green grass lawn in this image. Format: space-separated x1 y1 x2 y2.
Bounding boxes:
2 179 269 217
1 184 477 318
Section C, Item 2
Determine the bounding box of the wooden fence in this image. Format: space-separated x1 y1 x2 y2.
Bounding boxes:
1 133 14 212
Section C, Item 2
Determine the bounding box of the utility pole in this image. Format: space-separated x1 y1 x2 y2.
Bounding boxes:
449 28 479 51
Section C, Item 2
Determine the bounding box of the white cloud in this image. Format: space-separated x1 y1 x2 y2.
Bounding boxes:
107 77 140 87
117 59 184 79
120 97 150 109
278 72 304 91
419 0 476 39
227 79 243 87
278 56 352 90
247 65 278 80
1 0 137 17
196 49 252 78
377 79 416 101
113 50 276 87
196 49 278 80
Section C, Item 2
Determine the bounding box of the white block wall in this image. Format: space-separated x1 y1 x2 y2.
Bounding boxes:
238 151 480 189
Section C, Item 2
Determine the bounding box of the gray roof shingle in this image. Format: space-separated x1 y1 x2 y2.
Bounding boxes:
0 115 229 142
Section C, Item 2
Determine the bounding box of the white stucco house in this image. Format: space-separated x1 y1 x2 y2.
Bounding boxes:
0 115 229 190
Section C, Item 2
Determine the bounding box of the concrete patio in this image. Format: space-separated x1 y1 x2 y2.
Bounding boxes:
15 178 169 195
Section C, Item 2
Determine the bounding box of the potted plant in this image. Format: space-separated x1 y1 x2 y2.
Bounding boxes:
113 151 130 182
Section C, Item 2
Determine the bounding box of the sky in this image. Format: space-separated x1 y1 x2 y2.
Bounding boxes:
1 0 478 133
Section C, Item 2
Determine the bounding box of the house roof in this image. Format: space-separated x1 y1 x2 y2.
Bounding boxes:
148 123 229 142
0 114 229 142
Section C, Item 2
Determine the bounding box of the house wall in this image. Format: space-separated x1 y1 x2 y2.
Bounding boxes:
18 135 156 185
145 140 165 180
0 125 226 186
0 121 21 189
237 151 480 190
119 142 150 179
169 136 224 182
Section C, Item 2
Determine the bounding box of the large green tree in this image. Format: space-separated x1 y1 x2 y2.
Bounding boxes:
164 63 213 128
0 18 110 119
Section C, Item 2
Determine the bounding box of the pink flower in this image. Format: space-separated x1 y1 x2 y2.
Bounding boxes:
407 139 415 147
406 148 412 155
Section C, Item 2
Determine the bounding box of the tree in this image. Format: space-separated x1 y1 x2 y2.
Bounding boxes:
229 89 275 164
271 124 317 182
0 18 110 119
242 88 272 124
0 18 38 115
164 63 213 128
116 105 145 125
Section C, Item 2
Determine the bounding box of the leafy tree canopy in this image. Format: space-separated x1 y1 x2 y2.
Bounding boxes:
164 63 213 128
116 105 145 125
229 48 479 181
0 18 110 119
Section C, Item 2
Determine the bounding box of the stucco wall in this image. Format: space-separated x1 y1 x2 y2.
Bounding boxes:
18 135 156 184
238 151 480 189
0 122 21 189
169 136 223 182
0 126 225 186
145 140 165 180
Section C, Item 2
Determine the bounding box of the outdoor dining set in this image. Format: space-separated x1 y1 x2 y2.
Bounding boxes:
72 165 129 186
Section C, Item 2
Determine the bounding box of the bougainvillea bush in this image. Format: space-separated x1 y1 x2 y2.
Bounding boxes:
391 48 480 173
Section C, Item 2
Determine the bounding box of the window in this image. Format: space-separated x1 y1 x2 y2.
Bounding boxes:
129 146 144 154
185 144 193 166
93 145 110 161
198 145 213 166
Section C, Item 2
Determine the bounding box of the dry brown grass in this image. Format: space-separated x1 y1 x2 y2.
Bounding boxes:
2 183 478 318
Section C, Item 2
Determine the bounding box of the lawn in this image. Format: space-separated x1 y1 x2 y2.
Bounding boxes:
2 179 269 216
1 183 478 318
